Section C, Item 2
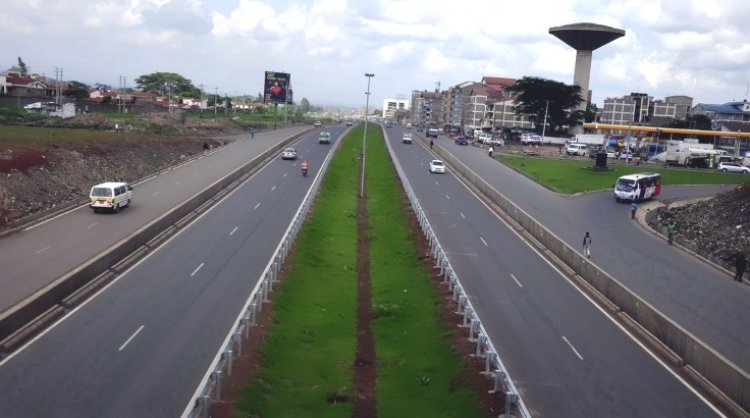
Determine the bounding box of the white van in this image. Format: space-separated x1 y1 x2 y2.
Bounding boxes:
566 143 589 156
89 182 133 213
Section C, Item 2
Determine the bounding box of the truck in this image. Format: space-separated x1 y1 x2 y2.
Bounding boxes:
653 139 719 167
572 134 606 146
426 126 439 138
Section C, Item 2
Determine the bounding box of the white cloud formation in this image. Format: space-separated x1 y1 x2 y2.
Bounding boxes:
0 0 748 108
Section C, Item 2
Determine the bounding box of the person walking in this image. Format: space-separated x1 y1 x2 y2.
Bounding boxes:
582 232 592 258
630 201 638 220
667 221 677 245
250 127 256 139
429 139 434 149
734 251 746 282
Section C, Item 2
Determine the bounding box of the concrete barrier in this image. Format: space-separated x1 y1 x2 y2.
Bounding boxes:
420 134 750 413
0 129 312 353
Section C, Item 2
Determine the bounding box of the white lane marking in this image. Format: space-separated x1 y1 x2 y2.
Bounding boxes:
87 222 99 229
435 180 439 186
35 246 52 255
153 191 159 196
459 212 466 219
562 336 584 360
118 325 145 352
283 172 288 178
254 202 261 210
229 226 238 236
510 273 523 288
175 181 181 185
445 194 450 200
271 185 277 192
480 237 488 247
191 262 205 277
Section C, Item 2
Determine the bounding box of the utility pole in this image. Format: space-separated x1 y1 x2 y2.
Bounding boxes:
199 84 204 114
360 73 374 199
541 100 550 140
214 87 218 116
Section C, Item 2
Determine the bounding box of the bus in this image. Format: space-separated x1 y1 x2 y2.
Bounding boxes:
613 173 661 202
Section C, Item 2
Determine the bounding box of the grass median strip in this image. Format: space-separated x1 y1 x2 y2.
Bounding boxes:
231 126 489 417
499 154 748 194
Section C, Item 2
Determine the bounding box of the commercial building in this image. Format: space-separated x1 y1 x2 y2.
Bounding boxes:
382 98 408 120
692 101 750 129
601 92 685 127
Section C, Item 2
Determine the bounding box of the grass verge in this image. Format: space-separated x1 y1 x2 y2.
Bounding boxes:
499 154 749 194
367 129 488 416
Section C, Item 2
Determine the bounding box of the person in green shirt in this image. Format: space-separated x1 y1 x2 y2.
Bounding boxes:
667 221 677 245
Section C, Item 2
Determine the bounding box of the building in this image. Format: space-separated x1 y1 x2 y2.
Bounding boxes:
382 98 408 120
601 92 680 127
410 90 441 127
665 95 693 120
692 101 750 129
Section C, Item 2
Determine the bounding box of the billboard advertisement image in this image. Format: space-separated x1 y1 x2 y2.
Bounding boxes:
264 71 291 104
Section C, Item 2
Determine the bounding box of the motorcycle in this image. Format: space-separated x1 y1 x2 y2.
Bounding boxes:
301 162 309 177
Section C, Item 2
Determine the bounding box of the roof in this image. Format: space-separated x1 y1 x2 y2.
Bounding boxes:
482 77 516 88
698 102 750 114
91 182 129 188
719 121 750 133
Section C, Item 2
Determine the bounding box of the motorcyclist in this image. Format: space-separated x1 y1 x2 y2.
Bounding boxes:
301 159 309 176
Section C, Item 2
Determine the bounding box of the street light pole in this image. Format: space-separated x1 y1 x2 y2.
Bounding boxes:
541 100 550 140
360 73 374 199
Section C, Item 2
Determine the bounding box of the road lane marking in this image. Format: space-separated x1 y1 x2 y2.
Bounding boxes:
435 180 439 186
87 222 98 229
271 185 277 192
562 336 584 360
445 194 450 200
229 226 238 236
283 172 288 178
459 212 466 219
510 273 523 288
254 202 261 210
480 237 488 247
191 262 205 277
35 246 51 255
118 325 144 352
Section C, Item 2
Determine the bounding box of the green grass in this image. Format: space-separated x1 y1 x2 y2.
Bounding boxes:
367 129 485 417
499 155 749 194
235 127 361 417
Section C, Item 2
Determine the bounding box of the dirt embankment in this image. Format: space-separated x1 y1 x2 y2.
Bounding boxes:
0 112 244 229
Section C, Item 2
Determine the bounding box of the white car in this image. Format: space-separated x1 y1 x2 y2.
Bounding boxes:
566 143 588 156
717 162 749 173
477 132 492 144
619 150 634 160
281 147 297 160
429 159 446 174
402 133 413 144
520 133 543 145
606 150 617 158
488 138 504 147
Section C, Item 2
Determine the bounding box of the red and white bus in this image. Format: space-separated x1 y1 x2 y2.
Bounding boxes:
613 173 661 202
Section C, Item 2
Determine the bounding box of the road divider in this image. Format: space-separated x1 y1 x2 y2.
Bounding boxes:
0 128 313 358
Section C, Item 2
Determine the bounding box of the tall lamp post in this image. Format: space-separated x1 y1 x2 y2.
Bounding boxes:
360 73 374 199
541 100 551 140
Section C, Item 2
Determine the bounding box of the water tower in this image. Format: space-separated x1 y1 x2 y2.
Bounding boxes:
549 23 625 112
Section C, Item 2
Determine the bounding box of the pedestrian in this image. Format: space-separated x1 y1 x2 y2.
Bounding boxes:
734 251 746 282
630 201 638 220
582 232 591 258
667 221 676 245
251 127 256 139
114 123 119 133
429 139 434 149
488 146 494 158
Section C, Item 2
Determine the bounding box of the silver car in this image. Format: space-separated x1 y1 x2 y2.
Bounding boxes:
281 147 297 160
718 162 749 173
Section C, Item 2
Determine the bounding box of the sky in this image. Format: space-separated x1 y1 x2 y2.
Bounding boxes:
1 0 749 109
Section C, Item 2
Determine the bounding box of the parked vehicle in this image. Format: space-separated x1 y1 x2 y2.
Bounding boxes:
89 182 133 213
718 162 750 173
520 133 543 145
402 133 413 144
566 143 589 156
613 173 661 202
429 159 446 174
314 121 322 127
619 150 634 160
455 136 468 146
477 132 492 144
488 138 504 147
281 147 298 160
318 131 331 144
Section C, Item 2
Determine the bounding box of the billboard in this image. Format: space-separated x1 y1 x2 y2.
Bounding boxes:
264 71 291 104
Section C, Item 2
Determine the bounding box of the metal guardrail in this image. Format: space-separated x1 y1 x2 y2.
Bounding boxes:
180 130 345 418
382 129 532 418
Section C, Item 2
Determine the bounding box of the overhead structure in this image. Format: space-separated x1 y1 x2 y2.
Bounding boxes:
549 23 625 112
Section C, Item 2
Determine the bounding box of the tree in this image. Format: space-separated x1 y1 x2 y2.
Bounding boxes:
504 76 585 134
134 72 200 97
299 98 311 113
669 114 712 131
17 57 28 74
64 86 89 99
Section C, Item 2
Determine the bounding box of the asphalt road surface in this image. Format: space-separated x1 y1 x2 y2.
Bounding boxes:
432 134 750 374
0 126 346 417
384 126 721 417
0 126 309 314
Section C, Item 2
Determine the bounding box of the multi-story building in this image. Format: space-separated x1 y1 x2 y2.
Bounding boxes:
601 92 681 127
410 90 442 127
665 95 693 120
692 101 750 129
382 98 408 120
445 82 474 128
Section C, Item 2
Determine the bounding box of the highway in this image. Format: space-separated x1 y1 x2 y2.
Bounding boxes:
0 126 346 417
0 126 308 314
428 133 750 374
384 126 720 417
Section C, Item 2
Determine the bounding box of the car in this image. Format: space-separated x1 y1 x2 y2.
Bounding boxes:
402 133 413 144
606 150 617 158
426 127 439 138
281 147 297 160
717 162 750 173
314 121 322 127
488 138 504 147
566 143 588 156
520 133 543 145
619 150 634 160
89 182 132 213
346 121 353 127
455 136 468 146
429 159 446 174
318 131 331 144
477 132 492 144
